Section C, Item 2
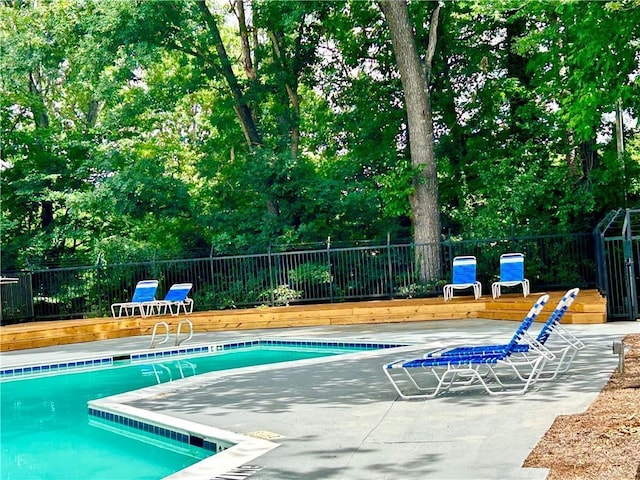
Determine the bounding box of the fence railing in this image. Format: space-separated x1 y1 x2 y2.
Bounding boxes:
594 208 640 320
0 233 596 325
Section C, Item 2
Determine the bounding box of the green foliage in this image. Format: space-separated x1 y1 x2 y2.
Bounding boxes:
435 0 640 238
1 0 639 272
259 284 303 307
288 262 331 285
191 284 243 311
394 279 446 299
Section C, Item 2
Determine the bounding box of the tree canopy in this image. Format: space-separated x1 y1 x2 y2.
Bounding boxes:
1 0 639 270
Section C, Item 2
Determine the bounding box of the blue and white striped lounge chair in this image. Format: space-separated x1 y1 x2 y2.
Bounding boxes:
491 253 530 299
443 256 482 301
426 288 584 380
524 288 584 379
383 294 552 398
110 280 158 318
147 283 194 316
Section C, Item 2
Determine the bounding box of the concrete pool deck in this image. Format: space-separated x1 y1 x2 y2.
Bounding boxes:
2 318 638 479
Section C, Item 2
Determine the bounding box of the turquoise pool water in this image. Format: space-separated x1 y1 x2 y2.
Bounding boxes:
0 344 362 480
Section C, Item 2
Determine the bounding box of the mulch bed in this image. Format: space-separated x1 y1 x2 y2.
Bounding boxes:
524 333 640 479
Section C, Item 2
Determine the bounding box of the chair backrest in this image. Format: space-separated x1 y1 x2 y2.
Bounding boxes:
131 280 159 303
452 256 477 285
499 253 525 282
163 283 193 302
504 293 550 352
536 288 580 344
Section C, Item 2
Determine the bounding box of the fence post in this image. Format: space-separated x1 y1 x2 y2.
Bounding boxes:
209 245 216 310
96 254 103 316
593 221 608 295
622 209 638 320
27 271 35 321
268 244 275 307
153 248 158 279
327 236 333 303
387 232 393 299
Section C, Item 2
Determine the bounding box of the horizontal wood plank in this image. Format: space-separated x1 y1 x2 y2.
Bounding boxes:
0 290 607 352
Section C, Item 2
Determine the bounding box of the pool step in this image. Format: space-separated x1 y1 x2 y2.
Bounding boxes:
481 290 606 324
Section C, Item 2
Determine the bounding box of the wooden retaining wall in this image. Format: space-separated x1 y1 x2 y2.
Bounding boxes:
0 290 607 352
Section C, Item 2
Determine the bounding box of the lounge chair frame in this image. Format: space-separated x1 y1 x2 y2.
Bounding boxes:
428 288 584 380
384 294 552 399
530 289 585 379
110 280 158 318
147 283 194 316
491 252 530 299
443 256 482 301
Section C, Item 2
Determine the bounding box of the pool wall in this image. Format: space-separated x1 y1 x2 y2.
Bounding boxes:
1 337 409 479
82 339 409 479
1 337 410 479
0 338 405 380
0 356 113 379
88 398 278 480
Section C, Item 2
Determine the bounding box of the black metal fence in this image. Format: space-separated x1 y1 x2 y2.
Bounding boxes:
594 208 640 320
0 233 596 325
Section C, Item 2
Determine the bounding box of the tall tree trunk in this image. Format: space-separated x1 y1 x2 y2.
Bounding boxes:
196 0 262 147
379 0 442 281
29 71 49 129
29 70 54 230
268 30 301 160
504 12 530 144
86 98 100 129
437 11 467 221
236 0 256 81
579 138 599 179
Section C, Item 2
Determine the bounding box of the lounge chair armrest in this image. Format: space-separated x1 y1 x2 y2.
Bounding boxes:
384 359 411 370
549 324 585 349
522 332 556 361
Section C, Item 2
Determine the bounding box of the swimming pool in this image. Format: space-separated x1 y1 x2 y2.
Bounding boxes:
1 339 402 479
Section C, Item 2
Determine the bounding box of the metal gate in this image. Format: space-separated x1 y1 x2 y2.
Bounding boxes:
594 208 640 320
0 273 33 324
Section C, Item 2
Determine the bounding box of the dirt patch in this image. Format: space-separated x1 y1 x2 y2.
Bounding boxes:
524 333 640 479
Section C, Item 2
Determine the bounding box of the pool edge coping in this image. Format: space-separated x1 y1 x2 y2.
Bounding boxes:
0 337 410 379
2 336 417 479
88 399 280 480
85 341 418 480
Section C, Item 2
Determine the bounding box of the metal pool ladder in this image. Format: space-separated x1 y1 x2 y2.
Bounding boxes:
175 319 193 346
149 319 193 349
149 321 169 349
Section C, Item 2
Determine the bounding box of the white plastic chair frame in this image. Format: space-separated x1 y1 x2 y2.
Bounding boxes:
491 253 530 299
146 283 194 316
384 345 554 399
530 288 585 379
110 280 158 318
156 297 193 316
384 294 553 398
477 288 584 381
443 256 482 301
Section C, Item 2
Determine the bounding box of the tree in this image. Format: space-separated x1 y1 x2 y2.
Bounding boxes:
431 1 640 237
2 0 638 273
378 0 442 280
0 1 103 267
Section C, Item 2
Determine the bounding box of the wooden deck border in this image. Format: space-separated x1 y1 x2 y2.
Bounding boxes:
0 290 606 352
